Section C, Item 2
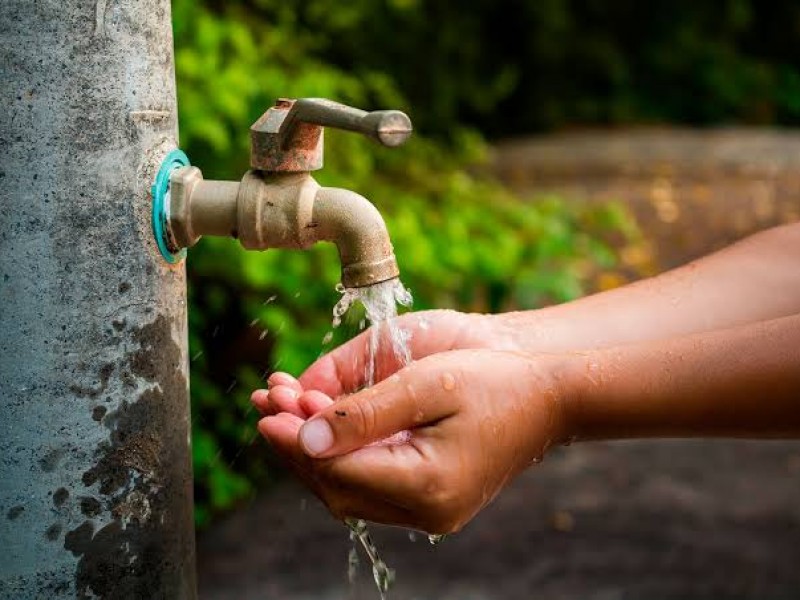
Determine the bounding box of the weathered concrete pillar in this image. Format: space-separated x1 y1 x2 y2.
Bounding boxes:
1 1 196 597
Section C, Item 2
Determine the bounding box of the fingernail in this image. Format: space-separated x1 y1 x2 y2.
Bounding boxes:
300 419 334 456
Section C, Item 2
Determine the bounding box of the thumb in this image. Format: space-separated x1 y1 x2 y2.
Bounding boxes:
297 360 459 458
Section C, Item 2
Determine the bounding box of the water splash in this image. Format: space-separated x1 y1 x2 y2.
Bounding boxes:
346 518 395 599
332 278 413 387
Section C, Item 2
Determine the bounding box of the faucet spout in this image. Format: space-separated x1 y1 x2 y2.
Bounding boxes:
312 186 399 288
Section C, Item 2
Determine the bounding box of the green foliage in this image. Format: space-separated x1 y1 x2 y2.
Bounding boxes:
173 0 643 526
187 0 800 137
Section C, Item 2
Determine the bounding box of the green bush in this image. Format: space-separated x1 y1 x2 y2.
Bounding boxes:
177 0 800 138
173 0 641 526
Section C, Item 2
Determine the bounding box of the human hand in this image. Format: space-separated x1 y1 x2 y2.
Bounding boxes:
298 309 505 398
251 309 502 419
254 349 569 534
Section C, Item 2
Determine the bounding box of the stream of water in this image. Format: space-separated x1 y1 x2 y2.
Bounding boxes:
329 278 413 598
329 278 448 597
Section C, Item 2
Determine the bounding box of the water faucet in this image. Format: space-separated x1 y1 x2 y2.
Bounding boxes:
156 98 412 287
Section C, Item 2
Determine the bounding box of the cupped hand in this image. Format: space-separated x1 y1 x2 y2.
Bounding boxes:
254 349 569 534
251 309 502 419
300 309 504 397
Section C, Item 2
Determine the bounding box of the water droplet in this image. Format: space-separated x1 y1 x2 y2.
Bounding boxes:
191 350 203 361
263 295 277 304
418 318 430 330
294 292 301 298
531 455 543 464
407 531 417 542
347 547 359 583
428 534 446 545
441 372 456 391
322 331 333 345
258 330 268 341
249 318 259 327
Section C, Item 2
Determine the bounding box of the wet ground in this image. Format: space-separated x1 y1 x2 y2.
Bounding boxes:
198 129 800 600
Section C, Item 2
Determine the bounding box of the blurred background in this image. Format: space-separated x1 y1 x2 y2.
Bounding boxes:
172 1 800 598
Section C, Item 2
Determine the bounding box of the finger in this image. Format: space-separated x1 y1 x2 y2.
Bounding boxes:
298 357 460 458
297 333 368 397
250 389 271 415
268 372 304 395
298 390 335 416
258 413 307 464
299 311 463 396
258 414 327 497
268 385 305 418
298 321 404 395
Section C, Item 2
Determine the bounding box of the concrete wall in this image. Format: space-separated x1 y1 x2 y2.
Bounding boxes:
1 1 196 597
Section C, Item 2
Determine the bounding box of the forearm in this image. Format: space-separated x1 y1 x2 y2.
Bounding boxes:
497 223 800 353
555 312 800 441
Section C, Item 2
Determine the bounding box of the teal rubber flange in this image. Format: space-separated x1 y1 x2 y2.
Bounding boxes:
152 149 190 264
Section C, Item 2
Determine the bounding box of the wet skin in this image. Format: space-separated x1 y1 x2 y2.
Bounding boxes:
252 223 800 534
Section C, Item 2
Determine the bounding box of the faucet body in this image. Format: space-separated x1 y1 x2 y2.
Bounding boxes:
162 98 411 288
168 168 399 287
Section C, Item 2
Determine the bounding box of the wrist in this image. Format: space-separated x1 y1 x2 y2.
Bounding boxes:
549 351 593 443
485 312 541 352
515 350 585 449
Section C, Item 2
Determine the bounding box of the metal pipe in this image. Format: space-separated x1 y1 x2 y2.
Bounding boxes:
188 180 241 239
311 186 400 287
168 166 240 248
1 1 197 598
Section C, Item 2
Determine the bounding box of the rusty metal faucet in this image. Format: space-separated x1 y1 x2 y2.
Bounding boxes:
159 98 412 287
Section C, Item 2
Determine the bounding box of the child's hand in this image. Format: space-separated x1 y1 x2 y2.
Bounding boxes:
253 350 568 534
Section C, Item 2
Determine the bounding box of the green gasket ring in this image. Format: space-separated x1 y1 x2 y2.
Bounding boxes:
151 149 190 264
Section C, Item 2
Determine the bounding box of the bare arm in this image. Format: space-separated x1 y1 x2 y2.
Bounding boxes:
497 222 800 353
560 312 800 441
255 313 800 533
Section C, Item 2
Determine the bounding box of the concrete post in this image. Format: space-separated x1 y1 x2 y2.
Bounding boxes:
1 1 197 598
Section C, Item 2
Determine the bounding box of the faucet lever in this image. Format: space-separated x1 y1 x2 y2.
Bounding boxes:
250 97 413 172
281 98 412 148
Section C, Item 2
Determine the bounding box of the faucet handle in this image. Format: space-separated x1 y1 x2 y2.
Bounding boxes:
250 98 413 172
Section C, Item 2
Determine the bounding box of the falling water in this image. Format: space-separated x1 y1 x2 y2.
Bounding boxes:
345 517 395 599
332 279 413 387
331 278 412 598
